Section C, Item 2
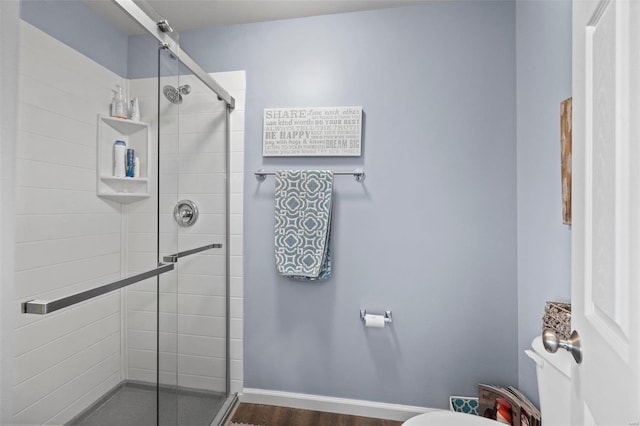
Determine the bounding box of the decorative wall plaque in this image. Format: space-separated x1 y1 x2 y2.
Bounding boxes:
263 106 362 157
560 97 572 225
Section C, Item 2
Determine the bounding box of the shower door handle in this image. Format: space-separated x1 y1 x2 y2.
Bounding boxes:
22 263 175 315
162 243 223 263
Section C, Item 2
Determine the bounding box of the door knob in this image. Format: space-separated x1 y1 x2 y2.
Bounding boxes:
542 329 582 364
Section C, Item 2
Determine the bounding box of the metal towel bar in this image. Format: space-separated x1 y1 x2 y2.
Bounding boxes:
255 169 365 182
22 263 175 315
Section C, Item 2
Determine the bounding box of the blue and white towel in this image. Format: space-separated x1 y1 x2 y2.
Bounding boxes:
274 170 333 280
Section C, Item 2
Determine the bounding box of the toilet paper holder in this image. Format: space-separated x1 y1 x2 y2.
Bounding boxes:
360 309 393 324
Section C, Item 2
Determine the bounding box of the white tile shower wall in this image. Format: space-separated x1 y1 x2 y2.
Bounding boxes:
127 71 245 394
1 4 21 424
217 71 246 395
12 22 123 425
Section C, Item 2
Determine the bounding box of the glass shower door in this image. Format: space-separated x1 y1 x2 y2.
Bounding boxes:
14 2 176 424
157 54 230 425
13 1 232 424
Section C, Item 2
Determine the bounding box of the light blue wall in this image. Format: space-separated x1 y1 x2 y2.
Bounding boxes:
127 34 158 79
179 2 518 407
127 33 180 79
20 0 128 77
516 0 572 407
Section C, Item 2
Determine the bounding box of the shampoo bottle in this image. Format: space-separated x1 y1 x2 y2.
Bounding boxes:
113 140 126 177
111 85 127 119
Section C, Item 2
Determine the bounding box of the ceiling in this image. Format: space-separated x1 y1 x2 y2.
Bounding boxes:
86 0 428 35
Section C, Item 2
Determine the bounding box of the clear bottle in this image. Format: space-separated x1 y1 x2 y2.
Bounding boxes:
129 97 140 121
111 85 127 119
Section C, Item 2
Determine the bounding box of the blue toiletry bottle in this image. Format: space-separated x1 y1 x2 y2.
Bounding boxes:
126 149 135 177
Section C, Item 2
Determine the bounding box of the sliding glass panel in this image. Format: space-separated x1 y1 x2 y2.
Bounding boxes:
15 1 165 425
15 1 232 424
173 61 230 425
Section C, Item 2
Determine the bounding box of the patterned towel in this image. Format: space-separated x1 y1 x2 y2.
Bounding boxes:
274 170 333 280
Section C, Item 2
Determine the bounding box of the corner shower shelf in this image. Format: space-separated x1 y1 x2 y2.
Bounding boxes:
97 115 151 204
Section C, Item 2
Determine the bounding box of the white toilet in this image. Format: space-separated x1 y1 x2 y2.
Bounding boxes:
403 409 500 425
403 335 571 425
526 335 572 426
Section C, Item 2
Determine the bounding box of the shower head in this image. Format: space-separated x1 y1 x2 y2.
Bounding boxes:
163 85 181 104
163 84 191 104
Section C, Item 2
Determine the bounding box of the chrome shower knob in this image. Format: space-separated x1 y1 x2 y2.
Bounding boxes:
174 200 199 227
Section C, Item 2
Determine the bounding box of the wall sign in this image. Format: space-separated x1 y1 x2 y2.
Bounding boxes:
263 106 362 157
560 97 572 225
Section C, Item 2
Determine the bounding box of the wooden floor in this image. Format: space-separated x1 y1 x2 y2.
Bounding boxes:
230 403 403 426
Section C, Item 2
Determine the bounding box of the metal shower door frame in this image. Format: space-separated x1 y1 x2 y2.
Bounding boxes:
113 0 235 110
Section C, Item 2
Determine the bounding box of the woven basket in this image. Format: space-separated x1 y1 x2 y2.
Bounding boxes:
542 301 571 340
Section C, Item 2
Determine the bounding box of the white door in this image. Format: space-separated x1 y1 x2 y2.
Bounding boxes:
572 0 640 425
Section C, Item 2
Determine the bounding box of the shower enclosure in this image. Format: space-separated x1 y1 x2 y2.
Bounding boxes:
10 1 237 425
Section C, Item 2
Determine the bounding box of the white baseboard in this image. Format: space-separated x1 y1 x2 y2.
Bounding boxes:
239 388 433 422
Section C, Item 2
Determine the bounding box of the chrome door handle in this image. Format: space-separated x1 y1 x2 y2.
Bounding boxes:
22 263 175 315
542 329 582 364
162 243 223 263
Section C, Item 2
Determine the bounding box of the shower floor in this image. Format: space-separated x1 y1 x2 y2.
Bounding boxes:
70 381 227 426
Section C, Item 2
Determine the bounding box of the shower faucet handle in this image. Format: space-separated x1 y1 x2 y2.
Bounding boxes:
173 200 198 227
542 329 582 364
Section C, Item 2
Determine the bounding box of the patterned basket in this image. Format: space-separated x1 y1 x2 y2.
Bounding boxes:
449 396 479 415
542 301 571 340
